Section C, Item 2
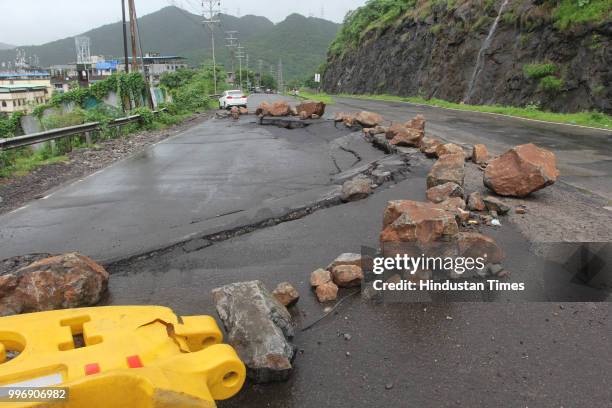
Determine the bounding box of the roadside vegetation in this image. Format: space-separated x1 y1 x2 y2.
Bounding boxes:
0 66 222 179
319 93 611 129
297 90 335 105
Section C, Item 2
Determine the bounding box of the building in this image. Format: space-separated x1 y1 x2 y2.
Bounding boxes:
0 84 50 113
0 71 53 95
138 54 188 84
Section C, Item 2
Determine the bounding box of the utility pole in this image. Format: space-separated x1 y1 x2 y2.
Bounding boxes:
225 30 238 82
121 0 129 72
277 59 284 94
258 59 263 88
128 0 139 72
236 45 245 90
203 0 221 94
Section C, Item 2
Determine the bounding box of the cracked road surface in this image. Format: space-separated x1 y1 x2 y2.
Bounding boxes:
0 95 386 262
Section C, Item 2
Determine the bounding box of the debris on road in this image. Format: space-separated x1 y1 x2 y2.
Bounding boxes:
0 253 109 316
386 123 424 147
436 143 465 159
426 182 465 204
230 106 240 119
341 176 373 202
212 280 296 383
484 143 560 197
327 253 363 270
273 282 300 307
355 111 384 127
420 137 443 157
457 232 505 264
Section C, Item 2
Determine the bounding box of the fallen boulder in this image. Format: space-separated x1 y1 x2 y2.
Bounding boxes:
330 265 364 288
212 280 295 383
255 102 271 117
426 182 464 204
386 123 424 147
310 268 332 287
230 106 240 119
296 101 326 118
380 200 459 245
268 101 291 117
355 111 384 127
272 282 300 307
484 143 560 197
427 153 465 188
341 176 372 202
472 144 489 164
0 253 109 316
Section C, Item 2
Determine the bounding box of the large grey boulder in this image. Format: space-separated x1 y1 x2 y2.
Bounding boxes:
212 280 296 383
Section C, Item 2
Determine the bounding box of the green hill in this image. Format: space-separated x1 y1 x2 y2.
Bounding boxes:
0 6 339 80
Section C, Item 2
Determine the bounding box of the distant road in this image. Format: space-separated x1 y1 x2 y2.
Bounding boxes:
332 96 612 201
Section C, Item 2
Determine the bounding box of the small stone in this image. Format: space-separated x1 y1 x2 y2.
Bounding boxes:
467 192 486 211
343 333 352 341
331 265 364 288
385 383 394 390
310 268 332 287
472 144 489 164
341 176 372 202
316 282 339 302
491 219 502 226
515 206 527 214
272 282 300 307
483 196 511 215
426 182 464 204
346 352 351 357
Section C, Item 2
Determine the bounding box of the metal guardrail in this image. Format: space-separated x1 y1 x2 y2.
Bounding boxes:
0 110 165 151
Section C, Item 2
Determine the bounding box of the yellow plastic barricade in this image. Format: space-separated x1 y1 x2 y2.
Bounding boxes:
0 306 245 407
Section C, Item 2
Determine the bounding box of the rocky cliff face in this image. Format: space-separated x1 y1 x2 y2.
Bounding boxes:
323 1 611 114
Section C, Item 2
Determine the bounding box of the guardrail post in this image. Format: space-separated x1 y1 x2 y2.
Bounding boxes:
85 131 92 146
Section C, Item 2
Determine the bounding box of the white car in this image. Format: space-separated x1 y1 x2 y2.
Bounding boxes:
218 90 248 110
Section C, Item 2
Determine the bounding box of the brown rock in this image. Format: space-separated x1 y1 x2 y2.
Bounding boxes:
341 176 372 202
405 114 425 131
272 282 300 307
484 143 560 197
456 232 505 264
427 153 465 188
327 253 362 270
467 192 486 211
0 253 109 316
426 182 464 203
331 265 364 288
299 111 309 120
316 282 338 302
436 143 465 158
296 101 325 118
230 106 240 119
386 123 424 147
368 126 388 135
268 101 291 117
420 137 443 158
355 111 384 127
472 144 489 164
310 268 332 287
239 107 249 115
255 102 272 117
334 112 350 122
380 200 459 245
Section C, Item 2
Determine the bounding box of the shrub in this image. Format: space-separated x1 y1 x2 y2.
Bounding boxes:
523 63 557 79
553 0 611 30
539 75 564 92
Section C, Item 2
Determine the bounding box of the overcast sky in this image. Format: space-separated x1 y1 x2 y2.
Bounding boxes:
0 0 366 46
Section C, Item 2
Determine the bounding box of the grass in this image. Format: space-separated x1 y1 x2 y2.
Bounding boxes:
297 90 335 105
335 94 612 130
0 150 68 178
553 0 612 30
523 63 557 79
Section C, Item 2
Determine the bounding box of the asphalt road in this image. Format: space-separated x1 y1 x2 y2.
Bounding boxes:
1 94 610 406
331 97 612 201
0 95 386 262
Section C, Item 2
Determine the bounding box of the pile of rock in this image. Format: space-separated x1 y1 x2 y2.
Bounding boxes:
310 253 365 302
255 100 326 120
0 252 109 316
